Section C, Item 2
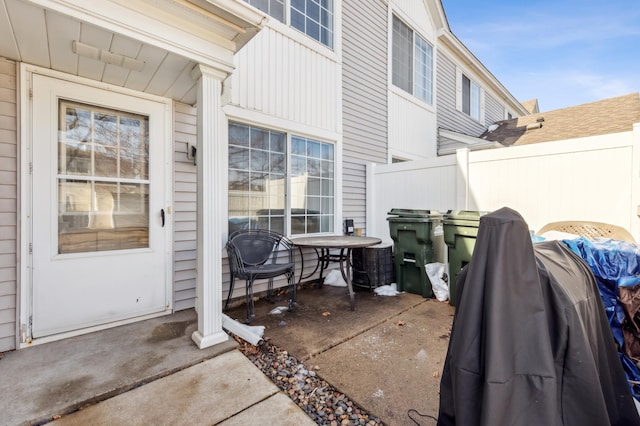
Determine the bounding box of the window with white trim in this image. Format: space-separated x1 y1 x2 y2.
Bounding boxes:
461 74 481 121
243 0 333 48
392 15 433 104
228 122 335 236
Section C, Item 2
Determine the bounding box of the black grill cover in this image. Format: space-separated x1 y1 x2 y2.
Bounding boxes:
437 207 639 426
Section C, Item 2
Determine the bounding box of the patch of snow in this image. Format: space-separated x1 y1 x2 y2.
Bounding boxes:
269 306 290 315
374 283 400 296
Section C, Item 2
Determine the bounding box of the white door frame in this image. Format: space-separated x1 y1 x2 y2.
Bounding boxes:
18 64 174 347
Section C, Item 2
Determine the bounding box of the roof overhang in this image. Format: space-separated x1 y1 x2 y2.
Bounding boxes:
29 0 265 70
1 0 266 103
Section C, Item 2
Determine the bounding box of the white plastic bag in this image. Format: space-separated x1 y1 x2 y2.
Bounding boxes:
323 269 347 287
426 262 449 302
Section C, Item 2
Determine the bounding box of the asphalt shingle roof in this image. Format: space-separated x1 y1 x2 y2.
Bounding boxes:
480 93 640 146
520 99 539 114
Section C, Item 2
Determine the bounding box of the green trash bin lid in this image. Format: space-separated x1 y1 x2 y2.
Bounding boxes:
387 208 442 219
443 210 488 226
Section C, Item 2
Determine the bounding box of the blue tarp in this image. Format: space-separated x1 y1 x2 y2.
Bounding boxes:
562 237 640 398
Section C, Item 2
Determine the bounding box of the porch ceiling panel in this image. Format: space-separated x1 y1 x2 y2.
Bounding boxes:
0 0 266 104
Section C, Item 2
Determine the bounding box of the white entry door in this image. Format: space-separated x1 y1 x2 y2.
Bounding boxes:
30 73 171 339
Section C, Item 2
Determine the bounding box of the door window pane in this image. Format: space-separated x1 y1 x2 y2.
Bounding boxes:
58 101 149 254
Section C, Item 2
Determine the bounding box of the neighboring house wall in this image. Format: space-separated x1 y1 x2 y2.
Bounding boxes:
436 50 485 143
342 0 388 232
0 58 17 352
388 1 438 160
484 92 506 126
435 45 524 155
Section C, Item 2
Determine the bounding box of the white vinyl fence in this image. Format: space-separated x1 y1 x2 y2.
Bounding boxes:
367 124 640 244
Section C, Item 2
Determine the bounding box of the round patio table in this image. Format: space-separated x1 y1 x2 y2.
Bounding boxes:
291 235 382 310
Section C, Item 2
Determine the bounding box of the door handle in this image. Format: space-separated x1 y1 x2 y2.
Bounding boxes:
161 209 165 227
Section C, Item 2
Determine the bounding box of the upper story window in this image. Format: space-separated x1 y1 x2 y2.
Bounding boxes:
392 15 433 104
244 0 333 48
245 0 285 21
461 74 481 120
456 69 483 122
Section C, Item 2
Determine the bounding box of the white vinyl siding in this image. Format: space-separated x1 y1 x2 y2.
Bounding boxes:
230 27 339 134
342 0 388 231
0 58 17 352
172 102 197 311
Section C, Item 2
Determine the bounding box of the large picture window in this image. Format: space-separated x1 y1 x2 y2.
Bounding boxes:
243 0 333 48
228 122 335 236
392 15 433 104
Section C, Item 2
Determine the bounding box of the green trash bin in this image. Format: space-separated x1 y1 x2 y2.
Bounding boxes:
443 210 487 306
387 209 443 298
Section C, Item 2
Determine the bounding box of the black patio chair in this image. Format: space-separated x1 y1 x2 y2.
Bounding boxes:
224 229 296 323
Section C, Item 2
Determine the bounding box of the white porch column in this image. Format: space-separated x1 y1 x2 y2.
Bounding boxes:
191 64 229 349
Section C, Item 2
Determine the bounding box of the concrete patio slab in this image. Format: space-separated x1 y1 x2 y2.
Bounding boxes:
226 284 456 425
226 284 430 361
218 392 316 426
0 310 237 426
53 350 309 425
1 283 454 426
310 299 453 425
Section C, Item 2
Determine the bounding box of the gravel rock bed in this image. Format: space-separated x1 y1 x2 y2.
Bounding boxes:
237 339 384 425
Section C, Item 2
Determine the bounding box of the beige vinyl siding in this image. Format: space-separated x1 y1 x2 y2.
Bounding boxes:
342 0 388 233
436 50 486 144
0 58 17 352
172 102 198 311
